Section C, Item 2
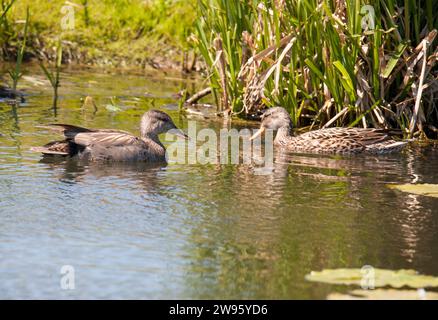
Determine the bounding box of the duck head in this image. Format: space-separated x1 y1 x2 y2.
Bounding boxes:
140 110 188 139
250 107 292 140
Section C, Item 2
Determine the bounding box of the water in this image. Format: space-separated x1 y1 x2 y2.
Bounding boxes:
0 65 437 299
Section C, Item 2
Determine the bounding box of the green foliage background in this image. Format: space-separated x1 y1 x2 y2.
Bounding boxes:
1 0 196 66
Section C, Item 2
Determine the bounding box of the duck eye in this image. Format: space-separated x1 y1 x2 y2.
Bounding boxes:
261 111 271 120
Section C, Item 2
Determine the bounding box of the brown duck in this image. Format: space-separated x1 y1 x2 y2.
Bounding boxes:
250 107 407 154
31 110 188 162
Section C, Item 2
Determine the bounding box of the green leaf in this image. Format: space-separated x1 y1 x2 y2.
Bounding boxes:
382 43 407 78
305 268 438 288
333 61 356 100
387 184 438 198
348 101 380 127
0 0 16 21
39 64 54 86
56 40 63 68
304 58 325 82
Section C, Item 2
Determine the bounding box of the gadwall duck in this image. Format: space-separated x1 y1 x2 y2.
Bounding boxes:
31 110 187 161
250 107 407 154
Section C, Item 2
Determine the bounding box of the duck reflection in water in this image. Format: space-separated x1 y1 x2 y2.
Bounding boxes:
39 156 167 193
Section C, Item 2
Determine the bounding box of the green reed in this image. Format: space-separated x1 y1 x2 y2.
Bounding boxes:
7 5 28 92
0 0 15 25
82 0 90 27
196 0 438 136
40 38 62 108
0 0 16 47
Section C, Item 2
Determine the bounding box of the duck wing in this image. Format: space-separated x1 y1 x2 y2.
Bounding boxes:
38 124 132 138
73 131 141 148
292 128 393 153
32 124 136 157
72 131 164 161
36 123 93 135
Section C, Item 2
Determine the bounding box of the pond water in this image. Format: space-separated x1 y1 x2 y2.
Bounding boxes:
0 65 437 299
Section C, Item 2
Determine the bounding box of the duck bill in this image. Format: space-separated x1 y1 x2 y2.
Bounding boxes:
172 128 190 140
250 126 265 141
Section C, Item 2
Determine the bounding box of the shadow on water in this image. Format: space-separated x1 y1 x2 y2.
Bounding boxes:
0 65 437 299
39 156 167 189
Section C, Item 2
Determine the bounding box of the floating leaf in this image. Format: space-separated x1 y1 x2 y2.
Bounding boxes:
388 184 438 198
327 289 438 300
305 268 438 288
105 104 122 112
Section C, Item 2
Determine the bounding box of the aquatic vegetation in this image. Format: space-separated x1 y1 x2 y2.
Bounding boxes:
7 5 28 92
195 0 438 137
388 183 438 198
305 268 438 288
39 38 62 108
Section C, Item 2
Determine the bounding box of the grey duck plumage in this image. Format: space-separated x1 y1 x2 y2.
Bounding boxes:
250 107 407 154
31 110 187 162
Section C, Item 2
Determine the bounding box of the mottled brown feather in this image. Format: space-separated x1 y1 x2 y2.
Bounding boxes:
277 127 407 154
261 107 408 154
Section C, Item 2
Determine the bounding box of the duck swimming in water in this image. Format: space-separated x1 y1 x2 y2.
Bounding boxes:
250 107 407 154
31 110 187 162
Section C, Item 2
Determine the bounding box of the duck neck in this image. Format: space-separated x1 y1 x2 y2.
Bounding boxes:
142 130 164 149
275 125 293 144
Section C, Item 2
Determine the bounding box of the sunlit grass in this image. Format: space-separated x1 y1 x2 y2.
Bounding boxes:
5 0 196 65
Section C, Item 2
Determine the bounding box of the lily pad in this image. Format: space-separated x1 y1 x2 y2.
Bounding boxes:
305 268 438 288
327 289 438 300
388 183 438 198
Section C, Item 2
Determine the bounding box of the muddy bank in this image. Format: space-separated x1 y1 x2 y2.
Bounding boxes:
2 37 202 73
